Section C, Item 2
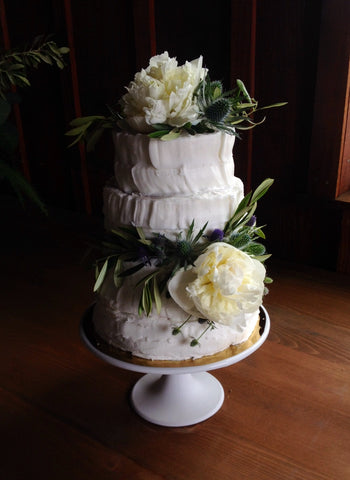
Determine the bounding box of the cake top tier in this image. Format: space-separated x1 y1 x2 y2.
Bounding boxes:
113 131 237 195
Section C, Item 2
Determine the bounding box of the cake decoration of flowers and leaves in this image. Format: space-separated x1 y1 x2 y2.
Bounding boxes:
66 51 286 148
67 52 286 346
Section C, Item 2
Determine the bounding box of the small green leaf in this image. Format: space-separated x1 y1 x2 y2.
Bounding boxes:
13 74 31 86
69 115 106 127
245 242 266 256
65 122 92 136
258 102 288 110
160 130 181 141
93 258 109 292
113 258 123 287
253 254 271 262
236 79 252 102
152 276 162 314
213 86 222 99
148 129 171 138
255 228 266 239
251 178 274 203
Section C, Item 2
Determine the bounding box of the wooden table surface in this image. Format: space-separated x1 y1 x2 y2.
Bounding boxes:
1 202 350 480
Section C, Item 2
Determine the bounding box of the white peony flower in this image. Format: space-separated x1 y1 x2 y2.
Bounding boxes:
120 52 207 132
168 242 266 327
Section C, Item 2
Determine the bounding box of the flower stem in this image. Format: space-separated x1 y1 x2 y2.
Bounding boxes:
172 315 192 335
190 320 216 346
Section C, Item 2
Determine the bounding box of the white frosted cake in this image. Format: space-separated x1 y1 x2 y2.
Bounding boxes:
72 52 278 362
93 130 265 360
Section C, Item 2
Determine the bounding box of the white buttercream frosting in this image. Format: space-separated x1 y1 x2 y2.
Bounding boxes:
93 130 262 360
93 270 259 360
113 131 238 195
103 182 243 239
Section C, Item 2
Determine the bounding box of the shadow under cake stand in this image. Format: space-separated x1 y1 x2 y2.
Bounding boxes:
80 306 270 427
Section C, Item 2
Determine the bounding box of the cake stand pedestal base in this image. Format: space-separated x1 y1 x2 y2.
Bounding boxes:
131 372 224 427
80 305 270 427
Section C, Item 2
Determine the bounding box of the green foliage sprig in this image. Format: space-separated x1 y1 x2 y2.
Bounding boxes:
66 75 287 146
65 112 118 151
0 36 69 213
0 36 69 98
93 178 274 316
193 77 286 137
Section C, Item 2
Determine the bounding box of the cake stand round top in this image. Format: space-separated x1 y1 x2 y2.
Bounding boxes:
80 306 270 375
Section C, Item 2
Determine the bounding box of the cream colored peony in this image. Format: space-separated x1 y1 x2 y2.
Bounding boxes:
168 242 266 327
120 52 207 133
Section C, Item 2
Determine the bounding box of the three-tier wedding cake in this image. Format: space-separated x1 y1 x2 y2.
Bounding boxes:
73 52 277 361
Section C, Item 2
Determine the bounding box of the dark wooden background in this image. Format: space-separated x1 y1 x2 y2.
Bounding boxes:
1 0 349 272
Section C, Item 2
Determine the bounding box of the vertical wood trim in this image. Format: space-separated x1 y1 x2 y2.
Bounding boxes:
63 0 92 214
133 0 157 69
308 0 350 200
336 59 350 197
0 0 31 182
229 0 256 192
246 0 257 192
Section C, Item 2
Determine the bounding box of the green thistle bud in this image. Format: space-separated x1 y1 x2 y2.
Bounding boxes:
176 240 192 257
205 98 230 123
246 242 266 256
232 233 251 249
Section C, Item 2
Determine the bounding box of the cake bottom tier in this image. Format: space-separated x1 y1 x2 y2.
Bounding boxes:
92 272 260 361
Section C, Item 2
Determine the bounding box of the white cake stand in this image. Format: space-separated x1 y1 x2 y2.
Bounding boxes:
80 306 270 427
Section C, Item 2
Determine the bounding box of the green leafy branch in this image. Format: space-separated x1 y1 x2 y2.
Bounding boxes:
65 109 120 151
0 36 69 213
0 36 69 98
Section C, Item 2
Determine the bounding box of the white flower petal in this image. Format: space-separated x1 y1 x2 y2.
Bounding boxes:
167 268 202 318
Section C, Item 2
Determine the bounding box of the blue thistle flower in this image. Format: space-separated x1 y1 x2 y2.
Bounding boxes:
209 228 224 242
246 215 257 227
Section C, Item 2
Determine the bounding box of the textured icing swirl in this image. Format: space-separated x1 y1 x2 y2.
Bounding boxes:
113 131 237 195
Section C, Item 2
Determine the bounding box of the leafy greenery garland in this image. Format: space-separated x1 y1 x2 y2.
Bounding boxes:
93 178 274 317
65 77 286 149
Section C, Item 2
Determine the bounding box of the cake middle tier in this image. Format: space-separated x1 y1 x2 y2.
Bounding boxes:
103 180 244 238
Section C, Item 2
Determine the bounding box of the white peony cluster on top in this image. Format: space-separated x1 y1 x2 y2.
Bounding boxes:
120 52 207 133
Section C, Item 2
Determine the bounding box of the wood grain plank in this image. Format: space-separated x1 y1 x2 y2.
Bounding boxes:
0 389 164 480
1 206 350 480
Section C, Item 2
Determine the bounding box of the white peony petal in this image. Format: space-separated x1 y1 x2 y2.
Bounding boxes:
167 268 202 318
121 52 206 132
